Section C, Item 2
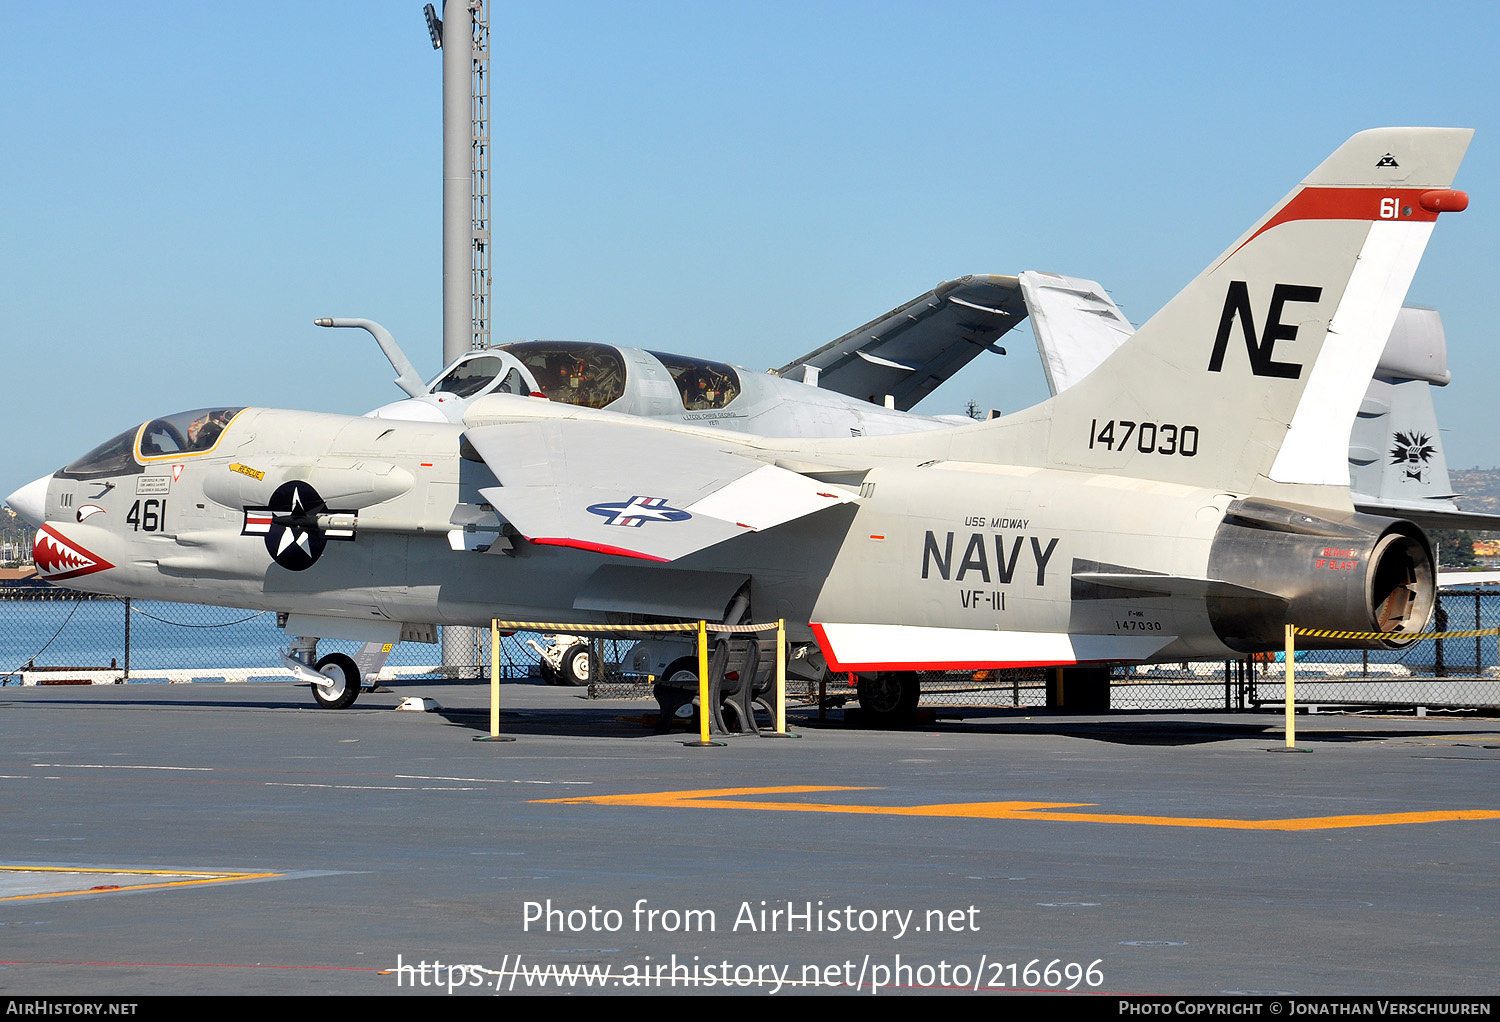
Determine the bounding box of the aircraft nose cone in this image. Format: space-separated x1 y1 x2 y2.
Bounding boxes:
6 474 51 527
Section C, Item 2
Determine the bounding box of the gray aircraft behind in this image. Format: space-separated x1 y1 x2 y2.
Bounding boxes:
324 271 1033 435
6 127 1473 721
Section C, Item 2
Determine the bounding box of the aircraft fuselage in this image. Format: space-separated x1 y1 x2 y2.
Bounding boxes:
20 403 1430 674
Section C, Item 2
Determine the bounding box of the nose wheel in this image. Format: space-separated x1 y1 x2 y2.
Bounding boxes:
558 643 591 687
310 652 361 709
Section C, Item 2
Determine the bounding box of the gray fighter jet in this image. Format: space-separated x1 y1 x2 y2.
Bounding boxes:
7 128 1472 722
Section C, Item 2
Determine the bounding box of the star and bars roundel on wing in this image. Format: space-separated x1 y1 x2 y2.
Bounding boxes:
584 495 692 528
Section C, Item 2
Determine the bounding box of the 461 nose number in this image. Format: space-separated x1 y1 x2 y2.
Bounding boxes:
1089 419 1198 456
126 499 167 532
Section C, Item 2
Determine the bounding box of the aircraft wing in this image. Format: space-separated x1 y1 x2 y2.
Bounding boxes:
1354 501 1500 534
463 418 857 562
777 275 1027 410
1018 270 1134 395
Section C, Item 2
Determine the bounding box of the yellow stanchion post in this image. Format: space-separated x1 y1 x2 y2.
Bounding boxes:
473 616 807 747
685 620 723 748
698 620 710 744
1285 622 1296 749
775 619 787 735
474 618 515 743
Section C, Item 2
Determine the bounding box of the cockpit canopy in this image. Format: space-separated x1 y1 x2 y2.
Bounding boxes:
648 351 740 410
423 342 744 412
431 354 530 399
499 341 627 408
58 407 245 479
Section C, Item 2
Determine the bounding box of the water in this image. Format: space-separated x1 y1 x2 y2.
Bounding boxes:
0 597 472 678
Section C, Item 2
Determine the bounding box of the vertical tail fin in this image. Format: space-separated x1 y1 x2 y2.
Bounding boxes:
1015 127 1471 503
1350 307 1460 515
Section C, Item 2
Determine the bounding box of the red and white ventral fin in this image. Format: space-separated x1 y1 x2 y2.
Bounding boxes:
811 623 1175 673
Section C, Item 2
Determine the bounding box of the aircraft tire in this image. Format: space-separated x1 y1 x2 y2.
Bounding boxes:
538 657 560 685
559 644 591 687
311 653 361 709
856 671 919 727
651 657 701 732
662 657 698 687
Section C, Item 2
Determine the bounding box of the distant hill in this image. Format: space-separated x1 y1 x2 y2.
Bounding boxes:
1450 468 1500 519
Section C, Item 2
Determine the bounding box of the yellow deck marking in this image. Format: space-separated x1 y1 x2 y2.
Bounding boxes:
533 786 1500 832
0 866 281 902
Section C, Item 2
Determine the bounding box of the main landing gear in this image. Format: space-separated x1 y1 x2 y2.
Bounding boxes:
855 671 920 728
527 635 593 687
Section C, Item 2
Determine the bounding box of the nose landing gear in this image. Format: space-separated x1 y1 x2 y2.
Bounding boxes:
310 652 361 709
282 635 364 709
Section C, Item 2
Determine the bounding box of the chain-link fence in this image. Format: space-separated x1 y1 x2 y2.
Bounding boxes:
900 589 1500 712
0 587 542 685
3 586 1498 712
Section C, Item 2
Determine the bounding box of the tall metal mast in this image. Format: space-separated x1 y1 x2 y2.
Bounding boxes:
426 0 492 675
428 0 491 364
469 2 491 354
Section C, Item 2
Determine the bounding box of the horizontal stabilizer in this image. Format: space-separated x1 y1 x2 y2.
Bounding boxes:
1355 502 1500 534
1438 571 1500 589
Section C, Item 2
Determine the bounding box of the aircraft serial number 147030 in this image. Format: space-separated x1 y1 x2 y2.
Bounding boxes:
7 128 1470 721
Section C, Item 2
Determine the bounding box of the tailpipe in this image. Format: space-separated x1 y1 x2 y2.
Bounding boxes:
1206 499 1435 652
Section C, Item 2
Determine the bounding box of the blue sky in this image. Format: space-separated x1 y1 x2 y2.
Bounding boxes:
4 1 1497 486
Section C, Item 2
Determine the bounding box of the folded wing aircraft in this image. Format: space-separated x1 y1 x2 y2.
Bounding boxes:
773 275 1026 409
329 274 1033 437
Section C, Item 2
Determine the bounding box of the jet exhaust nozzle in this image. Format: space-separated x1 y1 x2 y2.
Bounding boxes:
1206 499 1436 652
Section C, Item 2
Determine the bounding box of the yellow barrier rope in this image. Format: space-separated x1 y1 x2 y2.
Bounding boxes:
489 620 783 635
1285 623 1500 750
1294 626 1498 641
487 619 790 741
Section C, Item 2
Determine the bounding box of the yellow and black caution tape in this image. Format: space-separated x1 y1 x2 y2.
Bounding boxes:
491 619 782 635
1294 626 1499 641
